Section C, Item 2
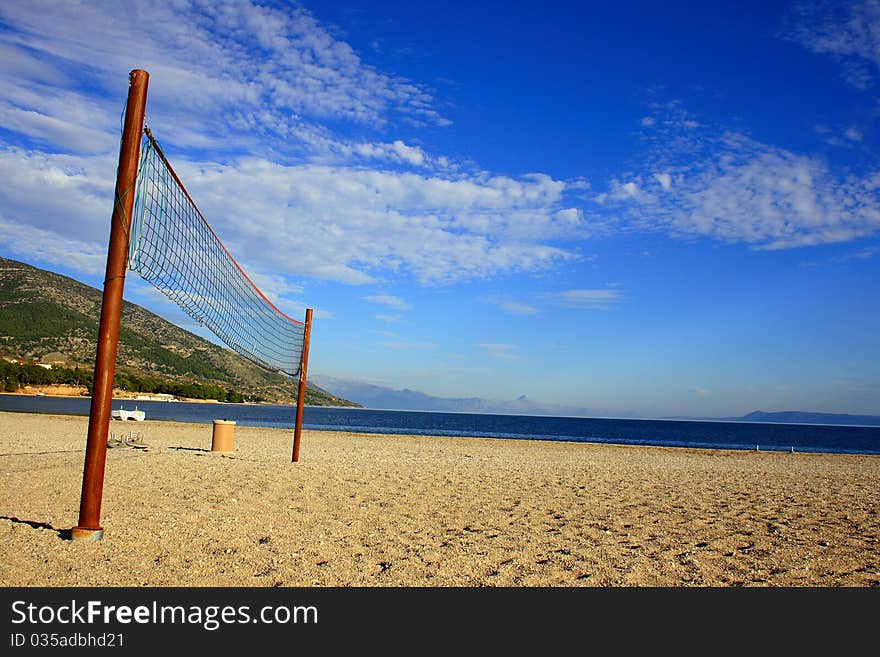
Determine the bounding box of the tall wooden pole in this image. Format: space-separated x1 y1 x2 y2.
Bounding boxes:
72 69 149 541
292 308 313 462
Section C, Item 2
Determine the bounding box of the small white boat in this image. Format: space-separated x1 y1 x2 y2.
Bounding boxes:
111 406 146 421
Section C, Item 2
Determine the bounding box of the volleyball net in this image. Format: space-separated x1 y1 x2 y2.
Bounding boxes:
73 70 311 543
129 127 305 378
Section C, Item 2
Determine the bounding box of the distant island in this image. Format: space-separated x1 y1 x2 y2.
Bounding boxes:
660 410 880 427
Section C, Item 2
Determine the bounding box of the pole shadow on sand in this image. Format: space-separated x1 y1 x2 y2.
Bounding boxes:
1 515 72 540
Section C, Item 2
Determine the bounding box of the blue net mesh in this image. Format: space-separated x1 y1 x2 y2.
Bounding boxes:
129 128 304 377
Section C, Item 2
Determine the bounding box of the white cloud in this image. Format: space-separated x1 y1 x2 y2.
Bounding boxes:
241 269 305 317
0 0 447 156
602 102 880 249
781 0 880 89
352 140 430 168
0 0 590 288
555 207 582 224
364 294 412 310
0 0 592 292
0 138 583 286
849 247 877 258
497 301 539 315
374 314 402 323
391 140 426 166
484 296 539 315
653 172 672 190
379 338 436 351
815 123 867 147
830 247 878 262
169 158 581 285
666 137 880 249
551 289 622 310
0 148 115 250
615 181 641 199
0 216 107 274
599 179 645 204
0 89 117 153
477 343 520 360
373 330 402 339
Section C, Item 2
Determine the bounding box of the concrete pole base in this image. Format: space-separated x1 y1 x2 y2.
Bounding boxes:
71 526 105 542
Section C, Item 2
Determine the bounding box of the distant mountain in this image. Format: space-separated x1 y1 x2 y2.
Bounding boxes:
0 255 359 407
663 410 880 427
735 410 880 427
312 374 880 425
310 375 637 417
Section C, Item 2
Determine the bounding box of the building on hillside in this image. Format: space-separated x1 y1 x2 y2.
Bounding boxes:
135 393 180 402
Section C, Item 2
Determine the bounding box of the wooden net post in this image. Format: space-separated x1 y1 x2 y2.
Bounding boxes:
71 69 149 541
292 308 313 462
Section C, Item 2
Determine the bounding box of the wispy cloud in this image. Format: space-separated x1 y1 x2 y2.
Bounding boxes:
815 124 866 147
364 294 413 310
847 247 878 259
145 158 583 285
499 301 539 315
0 85 118 154
596 179 644 204
830 246 878 263
675 136 880 249
604 105 880 250
374 314 402 323
653 172 673 190
353 140 430 168
781 0 880 90
0 147 117 275
372 330 402 339
551 289 622 310
0 0 447 148
799 245 878 267
380 338 436 351
0 149 578 284
484 295 539 315
0 215 106 274
0 148 584 288
5 0 878 302
477 343 520 360
240 268 312 320
0 1 588 287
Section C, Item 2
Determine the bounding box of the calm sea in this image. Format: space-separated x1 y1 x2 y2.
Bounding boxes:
1 395 878 456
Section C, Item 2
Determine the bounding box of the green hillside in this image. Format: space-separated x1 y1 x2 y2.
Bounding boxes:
0 256 359 407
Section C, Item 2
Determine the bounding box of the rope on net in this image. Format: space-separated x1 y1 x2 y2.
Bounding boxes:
129 126 304 378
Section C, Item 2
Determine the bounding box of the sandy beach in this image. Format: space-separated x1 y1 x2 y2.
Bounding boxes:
0 411 877 587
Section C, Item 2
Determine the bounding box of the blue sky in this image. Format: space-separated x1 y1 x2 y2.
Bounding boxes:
1 0 878 417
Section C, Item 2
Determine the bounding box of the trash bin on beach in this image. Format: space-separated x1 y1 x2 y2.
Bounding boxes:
211 420 235 453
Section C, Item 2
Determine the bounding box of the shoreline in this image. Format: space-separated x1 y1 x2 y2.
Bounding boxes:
1 411 878 586
1 396 878 457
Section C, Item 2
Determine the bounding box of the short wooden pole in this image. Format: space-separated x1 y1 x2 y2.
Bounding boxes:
292 308 313 462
